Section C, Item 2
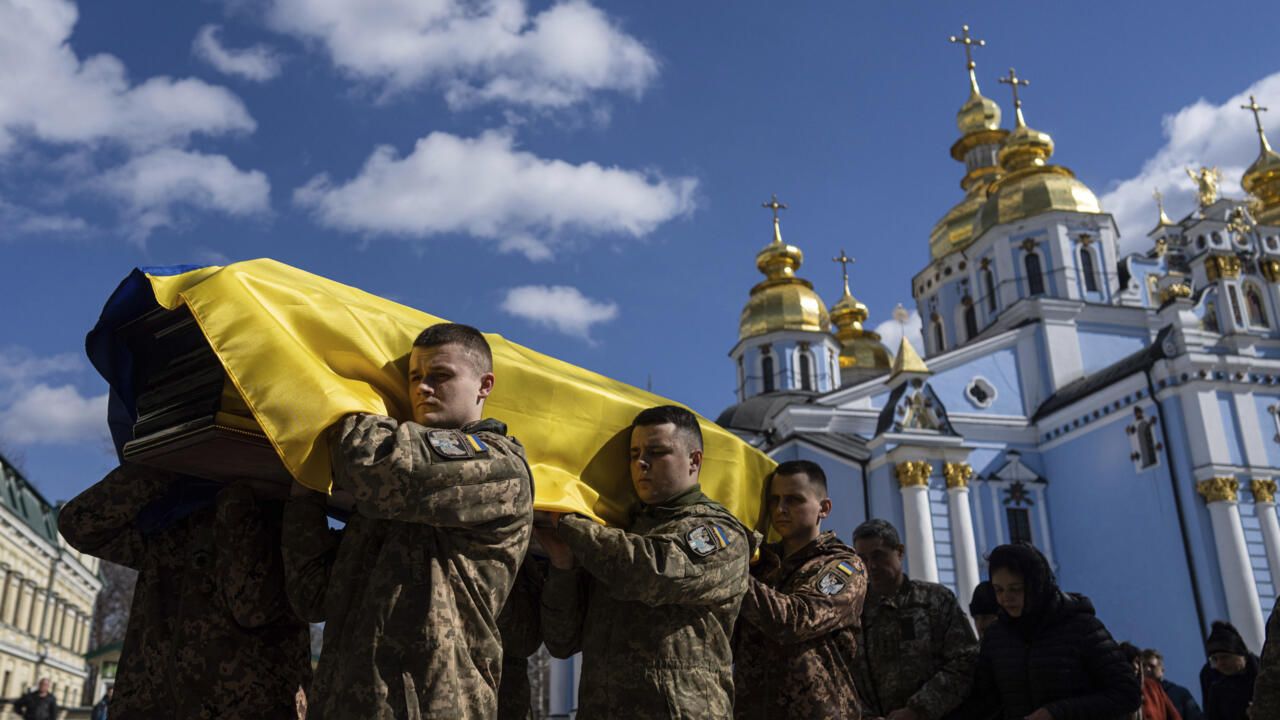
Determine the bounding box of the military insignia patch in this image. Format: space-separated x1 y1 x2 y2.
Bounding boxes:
687 524 730 557
836 560 860 576
427 430 472 459
465 434 489 454
818 571 847 595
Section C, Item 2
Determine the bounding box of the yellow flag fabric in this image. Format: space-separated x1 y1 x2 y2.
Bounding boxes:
144 259 774 528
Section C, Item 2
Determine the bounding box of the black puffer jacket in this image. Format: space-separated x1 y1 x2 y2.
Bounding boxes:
967 591 1140 719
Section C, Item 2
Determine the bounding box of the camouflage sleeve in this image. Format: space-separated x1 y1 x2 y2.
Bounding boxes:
330 414 532 527
280 493 341 623
1254 598 1280 718
57 464 172 569
557 513 750 608
905 590 978 720
738 555 866 644
214 483 289 629
499 556 546 658
540 565 587 659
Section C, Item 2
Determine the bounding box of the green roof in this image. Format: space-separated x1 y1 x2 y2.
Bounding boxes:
0 452 61 545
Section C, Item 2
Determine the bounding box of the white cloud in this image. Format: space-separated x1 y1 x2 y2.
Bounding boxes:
294 130 696 260
0 0 255 154
0 347 82 392
874 308 924 360
500 285 618 340
193 24 284 82
97 148 271 240
0 196 89 236
265 0 657 108
0 383 108 445
1100 71 1280 255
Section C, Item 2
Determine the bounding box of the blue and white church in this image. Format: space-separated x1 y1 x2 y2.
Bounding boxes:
714 35 1280 688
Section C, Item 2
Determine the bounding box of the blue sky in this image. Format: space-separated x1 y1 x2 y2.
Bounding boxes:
2 0 1279 502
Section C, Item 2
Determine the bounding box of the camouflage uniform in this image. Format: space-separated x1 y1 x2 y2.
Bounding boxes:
540 484 752 720
497 555 548 720
734 532 868 720
852 575 977 720
1254 596 1280 719
58 464 311 720
282 414 533 720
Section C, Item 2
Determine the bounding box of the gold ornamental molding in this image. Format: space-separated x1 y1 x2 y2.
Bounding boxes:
895 461 933 488
1252 479 1278 504
1205 254 1243 282
1159 282 1193 304
1261 259 1280 284
1197 476 1239 504
943 462 974 489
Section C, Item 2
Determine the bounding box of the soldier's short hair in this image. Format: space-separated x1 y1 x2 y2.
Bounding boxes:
773 460 828 497
852 518 902 548
413 323 493 373
631 405 703 451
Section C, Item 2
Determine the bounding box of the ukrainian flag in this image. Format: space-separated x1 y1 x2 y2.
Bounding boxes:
86 259 774 528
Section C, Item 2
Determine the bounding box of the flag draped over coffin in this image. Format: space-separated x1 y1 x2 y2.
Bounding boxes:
86 259 774 528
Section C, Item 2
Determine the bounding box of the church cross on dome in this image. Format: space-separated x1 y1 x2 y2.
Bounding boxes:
761 194 788 221
832 249 855 295
948 24 986 93
998 67 1031 127
1241 95 1272 153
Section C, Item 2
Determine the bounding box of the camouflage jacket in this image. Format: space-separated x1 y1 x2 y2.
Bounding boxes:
540 484 752 720
734 532 868 720
497 554 548 720
1254 596 1280 719
853 576 978 720
282 415 534 720
59 465 311 720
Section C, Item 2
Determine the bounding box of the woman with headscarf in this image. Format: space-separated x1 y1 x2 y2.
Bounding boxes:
958 543 1141 720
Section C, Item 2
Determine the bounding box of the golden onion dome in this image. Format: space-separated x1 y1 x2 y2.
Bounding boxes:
739 207 830 341
958 89 1002 134
829 252 891 371
1241 96 1280 224
930 188 986 260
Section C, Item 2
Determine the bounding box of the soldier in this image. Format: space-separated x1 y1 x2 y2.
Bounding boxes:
59 468 311 718
851 518 977 720
282 323 534 719
1254 597 1280 719
537 405 753 719
497 553 548 720
733 460 868 720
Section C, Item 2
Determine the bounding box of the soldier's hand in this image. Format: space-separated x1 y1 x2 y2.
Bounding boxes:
533 521 574 570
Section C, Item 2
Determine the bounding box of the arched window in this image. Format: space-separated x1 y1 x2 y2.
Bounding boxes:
737 356 745 399
983 267 997 312
827 349 838 389
1204 298 1221 333
932 318 946 353
1246 283 1270 328
761 354 775 393
799 351 814 391
1080 247 1099 292
1138 421 1159 468
1024 252 1045 296
963 299 979 340
1229 286 1245 326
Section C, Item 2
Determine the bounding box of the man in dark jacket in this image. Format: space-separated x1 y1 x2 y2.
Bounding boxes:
959 543 1140 720
852 518 977 720
733 460 868 719
1254 597 1280 719
13 679 57 720
1200 621 1258 720
1144 649 1204 720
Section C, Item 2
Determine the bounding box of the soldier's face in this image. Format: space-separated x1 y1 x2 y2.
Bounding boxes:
768 472 831 543
630 423 702 505
853 536 904 593
408 344 494 428
991 567 1026 618
1143 657 1163 680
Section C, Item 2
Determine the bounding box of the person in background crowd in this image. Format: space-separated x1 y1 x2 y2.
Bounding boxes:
91 686 112 720
1253 597 1280 718
956 543 1140 720
733 460 868 719
1122 642 1182 720
1144 649 1204 720
13 678 57 720
1200 621 1258 720
851 518 977 720
969 581 1000 640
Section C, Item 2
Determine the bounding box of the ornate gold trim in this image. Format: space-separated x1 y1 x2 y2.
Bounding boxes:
1205 254 1243 282
1252 479 1278 504
944 462 974 488
1159 282 1193 304
895 461 933 488
1197 476 1239 504
1260 259 1280 284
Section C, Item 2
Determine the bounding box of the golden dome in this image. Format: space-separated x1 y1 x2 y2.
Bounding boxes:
1241 96 1280 224
829 254 891 371
930 188 986 260
958 90 1002 134
739 203 830 341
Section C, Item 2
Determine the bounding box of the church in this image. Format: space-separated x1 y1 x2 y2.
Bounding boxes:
714 25 1280 691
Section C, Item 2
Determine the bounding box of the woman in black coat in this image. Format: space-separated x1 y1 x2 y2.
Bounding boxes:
960 543 1141 720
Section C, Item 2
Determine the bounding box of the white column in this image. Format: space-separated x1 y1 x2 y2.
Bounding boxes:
1199 478 1266 652
548 655 577 717
1251 481 1280 602
945 463 981 615
896 461 939 582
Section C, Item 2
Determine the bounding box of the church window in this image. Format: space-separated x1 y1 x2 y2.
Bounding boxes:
1229 286 1245 326
932 318 946 353
761 353 775 393
737 357 745 399
827 349 837 390
1245 283 1270 328
1197 235 1207 250
1126 407 1162 470
1138 422 1158 468
964 376 997 409
1024 252 1045 296
1204 299 1221 333
1268 236 1279 251
983 267 997 312
1080 247 1099 292
963 300 978 340
799 351 814 391
1006 508 1033 545
1212 232 1224 246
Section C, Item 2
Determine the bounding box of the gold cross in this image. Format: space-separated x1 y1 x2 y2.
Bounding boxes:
832 249 855 293
999 67 1030 127
948 24 985 72
1241 95 1272 152
761 194 787 221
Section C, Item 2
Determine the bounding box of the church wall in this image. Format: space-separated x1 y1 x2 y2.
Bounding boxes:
925 348 1025 417
1252 394 1280 467
1039 399 1206 696
864 462 909 570
1216 392 1247 466
1077 327 1147 376
967 445 1014 560
1237 499 1278 621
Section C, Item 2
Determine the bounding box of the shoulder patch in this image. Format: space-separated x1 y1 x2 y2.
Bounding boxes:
427 429 473 459
464 434 489 454
818 571 848 595
836 560 861 576
687 523 731 557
